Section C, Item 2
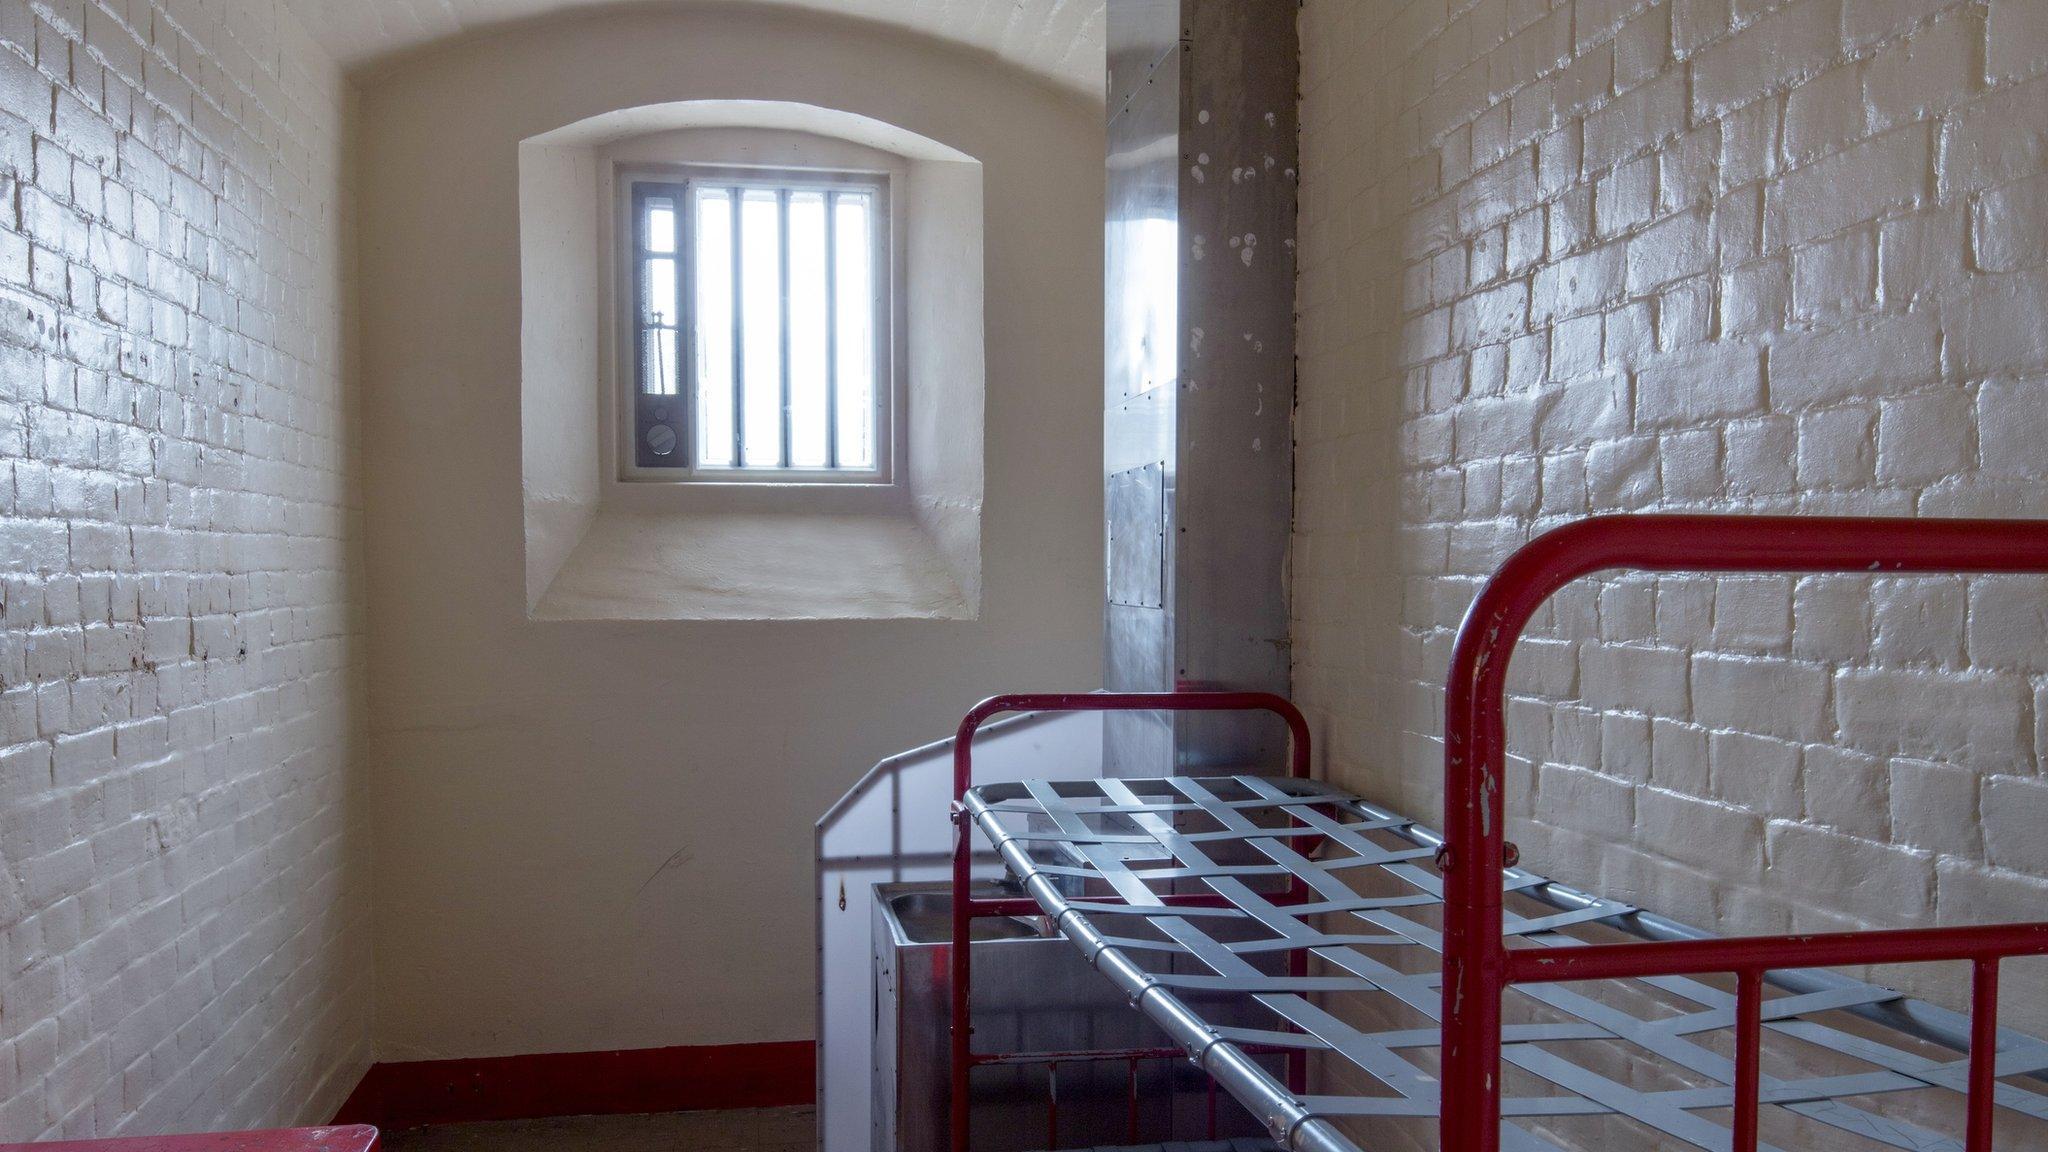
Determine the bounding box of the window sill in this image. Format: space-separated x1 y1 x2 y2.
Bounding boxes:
529 508 976 621
600 478 909 516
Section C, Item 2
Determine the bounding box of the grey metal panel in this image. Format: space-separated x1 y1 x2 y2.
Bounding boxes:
1103 604 1173 778
1103 0 1297 778
1171 0 1297 772
1104 1 1182 777
1104 462 1168 775
1106 33 1182 410
1108 462 1167 608
1106 0 1178 124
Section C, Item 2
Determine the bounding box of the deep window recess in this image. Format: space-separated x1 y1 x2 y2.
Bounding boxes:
629 171 885 477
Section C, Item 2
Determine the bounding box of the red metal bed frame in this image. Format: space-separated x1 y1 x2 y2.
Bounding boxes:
951 514 2048 1152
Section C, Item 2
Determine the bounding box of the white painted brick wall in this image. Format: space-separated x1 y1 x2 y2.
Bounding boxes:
1297 0 2048 1036
0 0 368 1137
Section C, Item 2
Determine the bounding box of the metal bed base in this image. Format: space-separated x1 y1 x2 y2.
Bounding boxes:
948 515 2048 1152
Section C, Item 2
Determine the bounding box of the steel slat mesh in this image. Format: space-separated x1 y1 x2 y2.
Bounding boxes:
964 776 2048 1152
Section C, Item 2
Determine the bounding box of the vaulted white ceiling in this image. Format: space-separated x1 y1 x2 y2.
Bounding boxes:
287 0 1105 95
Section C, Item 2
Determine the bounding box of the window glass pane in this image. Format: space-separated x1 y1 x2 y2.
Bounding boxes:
641 327 677 398
646 197 675 254
638 249 679 397
740 189 783 468
834 193 874 470
694 188 735 466
645 256 676 328
787 192 830 469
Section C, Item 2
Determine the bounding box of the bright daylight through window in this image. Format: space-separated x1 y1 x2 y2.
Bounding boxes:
630 172 883 476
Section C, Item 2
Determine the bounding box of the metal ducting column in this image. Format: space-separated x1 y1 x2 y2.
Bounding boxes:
1104 0 1299 776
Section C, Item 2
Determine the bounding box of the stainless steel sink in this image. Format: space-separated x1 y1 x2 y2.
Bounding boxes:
870 881 1269 1152
881 889 1044 944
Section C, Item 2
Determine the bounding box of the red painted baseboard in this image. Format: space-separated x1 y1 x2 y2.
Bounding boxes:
1 1129 381 1152
331 1041 814 1130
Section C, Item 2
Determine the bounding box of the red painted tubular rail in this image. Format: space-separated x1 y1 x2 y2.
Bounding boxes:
1439 514 2048 1152
949 691 1311 1152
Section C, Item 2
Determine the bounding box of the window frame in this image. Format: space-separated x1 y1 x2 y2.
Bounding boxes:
616 163 895 485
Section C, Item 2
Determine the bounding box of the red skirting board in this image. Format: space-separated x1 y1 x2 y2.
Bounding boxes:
332 1041 814 1129
0 1129 378 1152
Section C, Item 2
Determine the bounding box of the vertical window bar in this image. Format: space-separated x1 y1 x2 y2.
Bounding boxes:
729 186 744 469
633 186 648 397
778 188 793 469
825 191 839 470
675 190 690 462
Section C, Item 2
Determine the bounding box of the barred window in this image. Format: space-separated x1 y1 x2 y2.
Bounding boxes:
628 170 885 477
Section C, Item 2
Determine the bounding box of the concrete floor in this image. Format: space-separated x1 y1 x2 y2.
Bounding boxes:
380 1107 815 1152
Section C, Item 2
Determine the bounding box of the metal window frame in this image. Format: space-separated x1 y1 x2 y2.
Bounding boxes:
618 164 893 484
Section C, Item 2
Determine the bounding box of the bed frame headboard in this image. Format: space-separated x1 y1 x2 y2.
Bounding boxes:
1440 514 2048 1152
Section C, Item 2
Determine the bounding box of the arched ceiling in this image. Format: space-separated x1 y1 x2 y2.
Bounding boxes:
287 0 1105 96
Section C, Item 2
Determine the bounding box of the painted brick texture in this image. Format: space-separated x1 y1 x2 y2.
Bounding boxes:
0 0 368 1138
1296 0 2048 1035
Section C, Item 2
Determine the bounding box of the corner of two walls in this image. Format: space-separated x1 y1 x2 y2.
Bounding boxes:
0 0 371 1137
1294 0 2048 1034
